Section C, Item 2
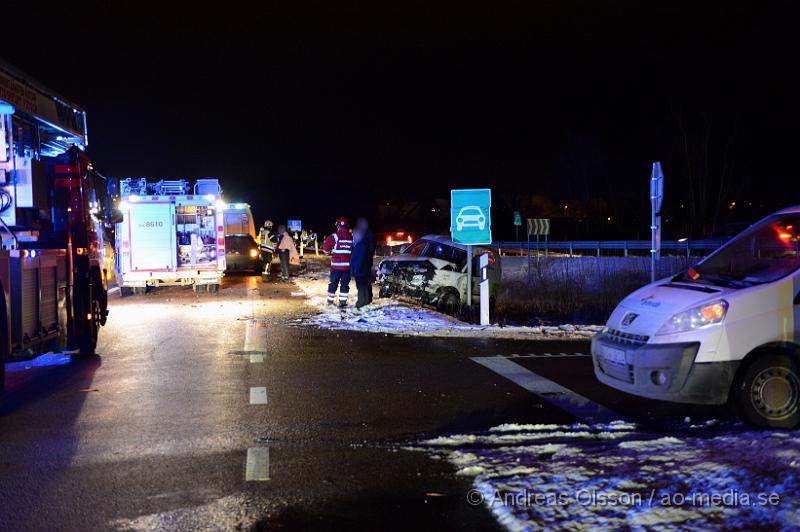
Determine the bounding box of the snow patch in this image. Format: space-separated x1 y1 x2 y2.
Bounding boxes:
413 422 800 530
291 273 602 339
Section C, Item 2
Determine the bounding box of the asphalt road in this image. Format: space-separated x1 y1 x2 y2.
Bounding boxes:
0 274 730 531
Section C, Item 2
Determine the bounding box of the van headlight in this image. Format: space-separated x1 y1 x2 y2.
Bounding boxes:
656 300 728 335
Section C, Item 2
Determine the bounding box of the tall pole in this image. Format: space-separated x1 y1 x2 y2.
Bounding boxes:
650 162 664 284
466 244 473 308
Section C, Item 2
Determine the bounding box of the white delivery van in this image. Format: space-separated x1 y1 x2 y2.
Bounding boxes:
593 206 800 428
116 178 226 293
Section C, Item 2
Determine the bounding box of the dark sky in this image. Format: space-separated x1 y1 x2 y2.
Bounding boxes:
5 1 800 236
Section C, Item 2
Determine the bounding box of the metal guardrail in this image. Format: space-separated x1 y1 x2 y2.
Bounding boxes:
492 239 728 257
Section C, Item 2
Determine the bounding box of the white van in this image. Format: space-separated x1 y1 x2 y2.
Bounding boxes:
593 207 800 428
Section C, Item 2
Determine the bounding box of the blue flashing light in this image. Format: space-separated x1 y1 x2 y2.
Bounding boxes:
0 102 15 114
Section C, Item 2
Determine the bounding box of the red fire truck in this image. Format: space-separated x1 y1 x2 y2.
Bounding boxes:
0 60 119 394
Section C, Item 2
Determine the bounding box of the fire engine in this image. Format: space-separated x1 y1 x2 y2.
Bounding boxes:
115 178 226 293
1 60 118 393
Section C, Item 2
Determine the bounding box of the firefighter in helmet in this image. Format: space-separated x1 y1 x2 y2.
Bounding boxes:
258 220 277 281
322 217 353 306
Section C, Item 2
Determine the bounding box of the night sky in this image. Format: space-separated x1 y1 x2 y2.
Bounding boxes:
5 1 800 238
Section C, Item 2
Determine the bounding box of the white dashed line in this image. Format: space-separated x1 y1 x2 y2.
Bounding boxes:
250 387 268 405
472 356 626 425
244 319 267 353
245 447 270 481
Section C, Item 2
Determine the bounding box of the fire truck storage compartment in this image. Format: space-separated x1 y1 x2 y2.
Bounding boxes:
128 202 176 271
8 249 67 353
176 205 219 269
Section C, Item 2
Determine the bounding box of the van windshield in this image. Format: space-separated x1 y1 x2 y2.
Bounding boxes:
688 214 800 285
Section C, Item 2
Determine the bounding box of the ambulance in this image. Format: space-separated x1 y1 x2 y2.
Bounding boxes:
593 207 800 428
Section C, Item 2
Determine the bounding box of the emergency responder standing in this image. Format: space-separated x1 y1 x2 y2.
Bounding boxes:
258 220 276 282
322 217 353 306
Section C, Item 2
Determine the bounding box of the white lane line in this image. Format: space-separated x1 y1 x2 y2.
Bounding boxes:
245 447 270 481
250 387 268 405
250 354 264 363
244 319 267 353
472 356 626 425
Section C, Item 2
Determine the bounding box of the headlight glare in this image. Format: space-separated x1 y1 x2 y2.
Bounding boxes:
656 300 728 336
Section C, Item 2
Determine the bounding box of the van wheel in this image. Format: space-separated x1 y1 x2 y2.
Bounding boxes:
735 353 800 429
437 288 461 315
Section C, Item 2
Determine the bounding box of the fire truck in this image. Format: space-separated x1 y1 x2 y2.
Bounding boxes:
0 60 118 392
115 178 226 294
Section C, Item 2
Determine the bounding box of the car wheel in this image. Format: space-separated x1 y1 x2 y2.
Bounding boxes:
437 288 461 315
735 353 800 429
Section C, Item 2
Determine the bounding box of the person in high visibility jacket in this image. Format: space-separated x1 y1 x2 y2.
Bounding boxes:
322 217 353 306
258 220 276 281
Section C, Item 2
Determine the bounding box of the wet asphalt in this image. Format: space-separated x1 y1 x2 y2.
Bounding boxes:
0 274 729 531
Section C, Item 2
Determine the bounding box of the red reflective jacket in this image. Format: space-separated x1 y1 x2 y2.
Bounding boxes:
323 228 353 271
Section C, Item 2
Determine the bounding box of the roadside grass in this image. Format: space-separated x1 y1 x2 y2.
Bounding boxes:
494 256 697 325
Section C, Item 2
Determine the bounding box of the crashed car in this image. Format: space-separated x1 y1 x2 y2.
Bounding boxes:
377 235 501 313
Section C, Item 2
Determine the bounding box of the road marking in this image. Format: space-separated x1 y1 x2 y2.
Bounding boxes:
250 354 264 363
471 356 626 425
244 319 267 353
250 387 268 405
245 447 270 481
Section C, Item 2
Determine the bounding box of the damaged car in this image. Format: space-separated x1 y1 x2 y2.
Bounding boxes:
377 235 501 313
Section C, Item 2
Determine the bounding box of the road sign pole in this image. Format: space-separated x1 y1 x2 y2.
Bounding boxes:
650 162 664 284
466 245 473 308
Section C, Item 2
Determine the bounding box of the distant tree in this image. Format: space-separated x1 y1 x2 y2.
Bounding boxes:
671 87 743 238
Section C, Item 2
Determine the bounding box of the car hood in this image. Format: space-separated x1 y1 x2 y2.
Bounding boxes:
608 280 732 336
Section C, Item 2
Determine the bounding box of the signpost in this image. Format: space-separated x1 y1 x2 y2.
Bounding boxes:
513 211 522 253
650 162 664 283
526 218 550 280
451 188 492 309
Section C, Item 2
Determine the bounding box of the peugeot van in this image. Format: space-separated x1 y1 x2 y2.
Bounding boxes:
593 207 800 428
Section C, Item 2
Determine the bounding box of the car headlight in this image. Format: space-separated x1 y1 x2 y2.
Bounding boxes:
656 300 728 336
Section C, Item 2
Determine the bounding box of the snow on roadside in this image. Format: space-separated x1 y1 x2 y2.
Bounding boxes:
412 421 800 531
290 272 602 339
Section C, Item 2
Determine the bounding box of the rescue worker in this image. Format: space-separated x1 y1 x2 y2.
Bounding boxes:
322 217 353 306
351 218 377 308
257 220 276 282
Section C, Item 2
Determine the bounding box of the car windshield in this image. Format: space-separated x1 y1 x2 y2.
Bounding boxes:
404 240 428 256
688 214 800 285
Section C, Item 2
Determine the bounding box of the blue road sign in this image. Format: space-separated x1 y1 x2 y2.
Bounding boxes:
288 219 302 232
451 188 492 245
